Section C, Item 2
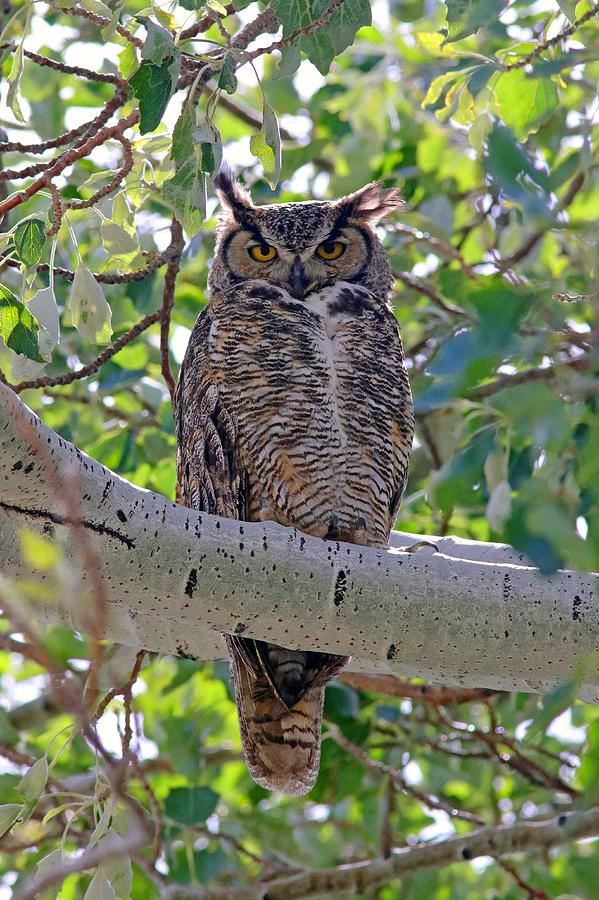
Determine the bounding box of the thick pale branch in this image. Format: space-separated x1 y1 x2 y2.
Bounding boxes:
1 382 598 699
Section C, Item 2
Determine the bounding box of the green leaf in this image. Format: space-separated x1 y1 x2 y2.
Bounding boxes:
65 263 112 344
136 15 175 65
557 0 577 23
7 42 26 123
524 679 579 744
84 871 115 900
0 284 44 362
163 158 207 235
14 218 46 266
100 220 139 256
129 55 180 135
0 804 22 837
165 786 219 825
0 709 19 746
250 103 281 189
494 69 559 140
277 41 301 78
442 0 507 43
421 70 463 107
272 0 371 75
218 51 238 94
171 103 195 164
19 756 48 801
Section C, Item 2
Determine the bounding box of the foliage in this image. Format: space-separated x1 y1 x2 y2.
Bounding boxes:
0 0 598 897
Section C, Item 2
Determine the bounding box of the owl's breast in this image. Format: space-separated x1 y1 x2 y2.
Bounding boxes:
211 281 413 544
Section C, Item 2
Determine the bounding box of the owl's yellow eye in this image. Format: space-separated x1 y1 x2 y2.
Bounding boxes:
249 243 277 262
316 240 345 261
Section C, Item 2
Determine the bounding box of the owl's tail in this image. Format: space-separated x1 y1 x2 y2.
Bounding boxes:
226 636 348 796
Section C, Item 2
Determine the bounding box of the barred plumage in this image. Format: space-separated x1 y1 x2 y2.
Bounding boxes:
174 170 414 795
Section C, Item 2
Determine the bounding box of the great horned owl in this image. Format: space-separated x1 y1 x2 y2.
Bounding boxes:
174 170 414 796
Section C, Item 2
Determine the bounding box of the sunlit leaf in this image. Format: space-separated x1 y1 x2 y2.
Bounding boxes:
0 284 44 362
65 263 112 344
250 102 281 189
14 218 46 266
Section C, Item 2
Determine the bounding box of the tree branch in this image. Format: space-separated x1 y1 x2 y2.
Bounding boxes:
1 382 598 699
161 806 599 899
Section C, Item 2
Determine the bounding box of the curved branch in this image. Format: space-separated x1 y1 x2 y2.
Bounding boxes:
1 383 598 700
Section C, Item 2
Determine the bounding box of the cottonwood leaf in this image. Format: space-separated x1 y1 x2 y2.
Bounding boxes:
250 103 281 188
129 55 180 134
557 0 577 22
0 284 44 362
422 70 463 107
273 0 371 75
165 786 219 825
163 158 206 235
28 287 60 359
35 849 65 899
486 480 511 531
14 218 46 266
137 15 175 65
99 830 133 899
79 0 112 16
19 756 48 801
218 51 238 94
0 804 22 837
442 0 507 43
494 69 559 139
66 263 112 344
7 42 26 123
84 871 116 900
194 122 223 175
171 103 195 164
277 41 301 78
101 220 139 256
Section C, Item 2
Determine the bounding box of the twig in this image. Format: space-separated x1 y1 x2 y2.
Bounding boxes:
9 309 162 394
326 722 483 825
502 3 599 71
466 355 588 401
498 172 585 272
0 110 139 219
394 271 467 317
246 0 345 62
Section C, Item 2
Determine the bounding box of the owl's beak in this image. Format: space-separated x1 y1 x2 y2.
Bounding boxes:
290 257 310 299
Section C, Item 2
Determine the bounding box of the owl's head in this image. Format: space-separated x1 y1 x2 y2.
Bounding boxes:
209 169 401 303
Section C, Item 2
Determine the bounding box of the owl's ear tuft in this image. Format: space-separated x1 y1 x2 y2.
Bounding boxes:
340 182 403 225
214 166 254 225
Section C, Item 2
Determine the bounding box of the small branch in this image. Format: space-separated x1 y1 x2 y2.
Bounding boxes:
0 110 139 219
339 672 499 706
14 825 147 900
498 172 585 273
502 3 599 71
327 723 483 824
246 0 345 62
9 309 162 394
466 355 588 401
389 223 478 279
46 1 143 48
394 271 467 317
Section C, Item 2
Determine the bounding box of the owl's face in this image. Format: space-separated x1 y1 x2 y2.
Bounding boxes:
209 171 401 304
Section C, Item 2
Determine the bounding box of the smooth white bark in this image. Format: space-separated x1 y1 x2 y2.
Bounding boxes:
1 382 598 699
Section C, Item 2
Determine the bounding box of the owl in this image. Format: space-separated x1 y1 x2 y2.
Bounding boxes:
174 169 414 796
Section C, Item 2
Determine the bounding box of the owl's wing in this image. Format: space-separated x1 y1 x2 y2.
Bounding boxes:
174 299 344 797
174 307 245 519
